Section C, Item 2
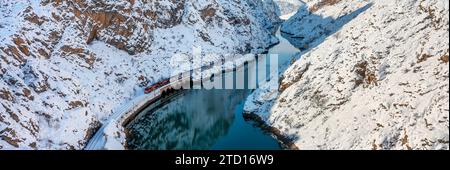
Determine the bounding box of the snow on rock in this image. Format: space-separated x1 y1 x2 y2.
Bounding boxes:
0 0 280 149
274 0 304 20
103 122 125 150
280 0 373 50
244 77 279 121
245 0 449 150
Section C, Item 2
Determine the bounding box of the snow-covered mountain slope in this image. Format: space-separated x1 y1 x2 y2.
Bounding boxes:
245 0 449 149
274 0 303 20
0 0 280 150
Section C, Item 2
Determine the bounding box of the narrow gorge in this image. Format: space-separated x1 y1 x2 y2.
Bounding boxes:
1 0 448 150
0 0 281 149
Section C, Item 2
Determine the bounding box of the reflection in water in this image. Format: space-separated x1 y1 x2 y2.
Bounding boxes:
127 27 302 150
127 89 281 150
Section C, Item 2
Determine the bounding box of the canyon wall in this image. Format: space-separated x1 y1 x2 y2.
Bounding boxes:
245 0 449 149
0 0 280 149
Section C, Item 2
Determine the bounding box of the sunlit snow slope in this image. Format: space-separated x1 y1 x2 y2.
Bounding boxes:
245 0 449 150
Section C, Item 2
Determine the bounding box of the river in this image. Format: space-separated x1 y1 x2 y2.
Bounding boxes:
125 28 300 150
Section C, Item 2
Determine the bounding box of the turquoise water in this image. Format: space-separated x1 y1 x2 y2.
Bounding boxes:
126 88 281 150
126 29 300 150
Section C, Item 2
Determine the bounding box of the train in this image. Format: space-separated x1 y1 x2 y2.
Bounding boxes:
144 78 171 94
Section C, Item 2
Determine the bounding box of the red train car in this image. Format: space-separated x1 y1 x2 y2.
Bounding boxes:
144 79 171 94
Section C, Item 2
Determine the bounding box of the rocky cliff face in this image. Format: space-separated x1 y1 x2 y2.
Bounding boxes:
0 0 280 149
245 0 449 149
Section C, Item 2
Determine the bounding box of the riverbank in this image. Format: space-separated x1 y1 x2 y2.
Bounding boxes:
0 0 282 149
122 23 307 149
244 0 449 150
85 38 282 150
